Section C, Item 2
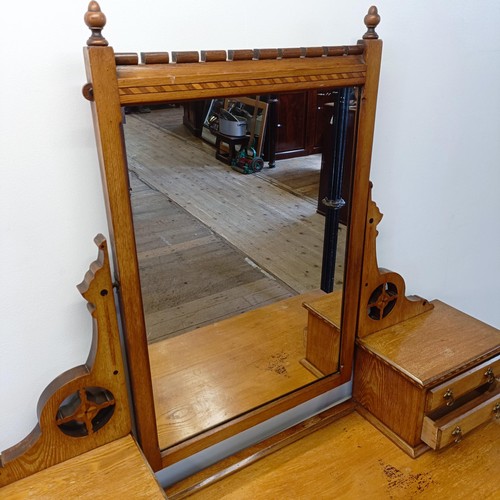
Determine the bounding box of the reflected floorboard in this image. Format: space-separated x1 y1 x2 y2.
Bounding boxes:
149 290 325 449
124 107 346 449
130 173 295 342
124 110 347 295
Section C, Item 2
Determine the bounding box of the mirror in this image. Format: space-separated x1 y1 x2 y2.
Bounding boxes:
83 1 382 469
122 88 357 449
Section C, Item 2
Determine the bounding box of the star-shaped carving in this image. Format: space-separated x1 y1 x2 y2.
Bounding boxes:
56 387 115 436
368 282 398 320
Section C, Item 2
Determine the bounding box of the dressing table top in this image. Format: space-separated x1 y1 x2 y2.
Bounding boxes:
357 300 500 387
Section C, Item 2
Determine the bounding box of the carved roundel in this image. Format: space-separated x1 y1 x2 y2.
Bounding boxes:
367 281 398 320
56 387 115 437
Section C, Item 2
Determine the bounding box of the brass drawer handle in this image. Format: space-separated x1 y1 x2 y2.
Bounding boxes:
451 426 463 443
485 367 496 384
443 388 455 406
493 403 500 419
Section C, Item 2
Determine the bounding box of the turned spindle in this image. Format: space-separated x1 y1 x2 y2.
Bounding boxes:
363 6 381 40
85 1 108 47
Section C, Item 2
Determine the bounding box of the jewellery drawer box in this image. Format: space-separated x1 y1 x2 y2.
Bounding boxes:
353 300 500 457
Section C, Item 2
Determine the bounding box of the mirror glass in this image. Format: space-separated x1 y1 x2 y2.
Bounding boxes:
122 88 357 449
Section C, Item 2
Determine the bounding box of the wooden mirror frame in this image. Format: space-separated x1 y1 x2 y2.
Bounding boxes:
83 1 382 470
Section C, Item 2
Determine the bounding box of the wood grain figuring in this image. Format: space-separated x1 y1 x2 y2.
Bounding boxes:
167 400 356 498
302 291 343 375
356 406 430 458
116 57 367 105
425 354 500 413
84 2 382 464
358 300 500 386
422 386 500 450
354 346 426 447
338 35 383 393
84 45 162 469
0 436 166 499
187 411 500 499
0 236 131 486
124 115 329 294
357 192 433 338
149 291 324 449
130 173 294 342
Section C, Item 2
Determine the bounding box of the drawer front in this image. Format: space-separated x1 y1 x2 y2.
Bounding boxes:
426 354 500 413
421 387 500 450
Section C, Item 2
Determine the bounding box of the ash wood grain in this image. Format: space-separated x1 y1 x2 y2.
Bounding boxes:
422 386 500 449
84 2 382 465
116 56 367 105
302 291 343 375
83 45 161 469
0 436 166 499
425 354 500 413
357 301 500 387
354 345 426 447
149 291 324 449
339 35 383 390
188 411 500 499
0 236 131 486
357 191 433 338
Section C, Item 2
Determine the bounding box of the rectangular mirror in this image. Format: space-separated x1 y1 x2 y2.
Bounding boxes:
122 89 356 449
83 1 382 469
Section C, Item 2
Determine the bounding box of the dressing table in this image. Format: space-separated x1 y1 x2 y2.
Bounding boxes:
1 3 498 497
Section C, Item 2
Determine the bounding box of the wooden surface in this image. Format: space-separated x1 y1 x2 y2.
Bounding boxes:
302 291 343 375
149 291 324 450
116 56 367 106
357 193 433 338
354 346 427 447
84 2 382 467
130 173 294 342
425 355 500 412
0 436 166 499
189 410 500 499
358 300 500 386
124 114 331 294
422 386 500 450
84 45 161 469
0 237 131 486
167 400 356 498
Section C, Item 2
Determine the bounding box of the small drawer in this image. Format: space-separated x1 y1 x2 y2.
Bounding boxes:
421 386 500 450
425 355 500 413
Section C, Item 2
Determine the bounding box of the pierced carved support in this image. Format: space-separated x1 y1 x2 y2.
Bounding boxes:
0 235 130 486
357 187 433 338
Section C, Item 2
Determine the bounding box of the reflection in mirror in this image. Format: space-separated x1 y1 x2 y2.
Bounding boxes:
122 88 356 449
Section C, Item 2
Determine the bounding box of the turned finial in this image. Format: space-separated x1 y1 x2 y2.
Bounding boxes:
85 1 108 46
363 6 380 40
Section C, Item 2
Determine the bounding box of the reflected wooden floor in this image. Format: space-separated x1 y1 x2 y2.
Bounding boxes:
124 111 347 294
130 173 295 342
149 290 325 449
124 107 347 449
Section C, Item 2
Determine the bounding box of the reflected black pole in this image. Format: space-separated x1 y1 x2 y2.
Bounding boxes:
320 87 350 292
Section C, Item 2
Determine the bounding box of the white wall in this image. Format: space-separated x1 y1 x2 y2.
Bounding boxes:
1 0 499 453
